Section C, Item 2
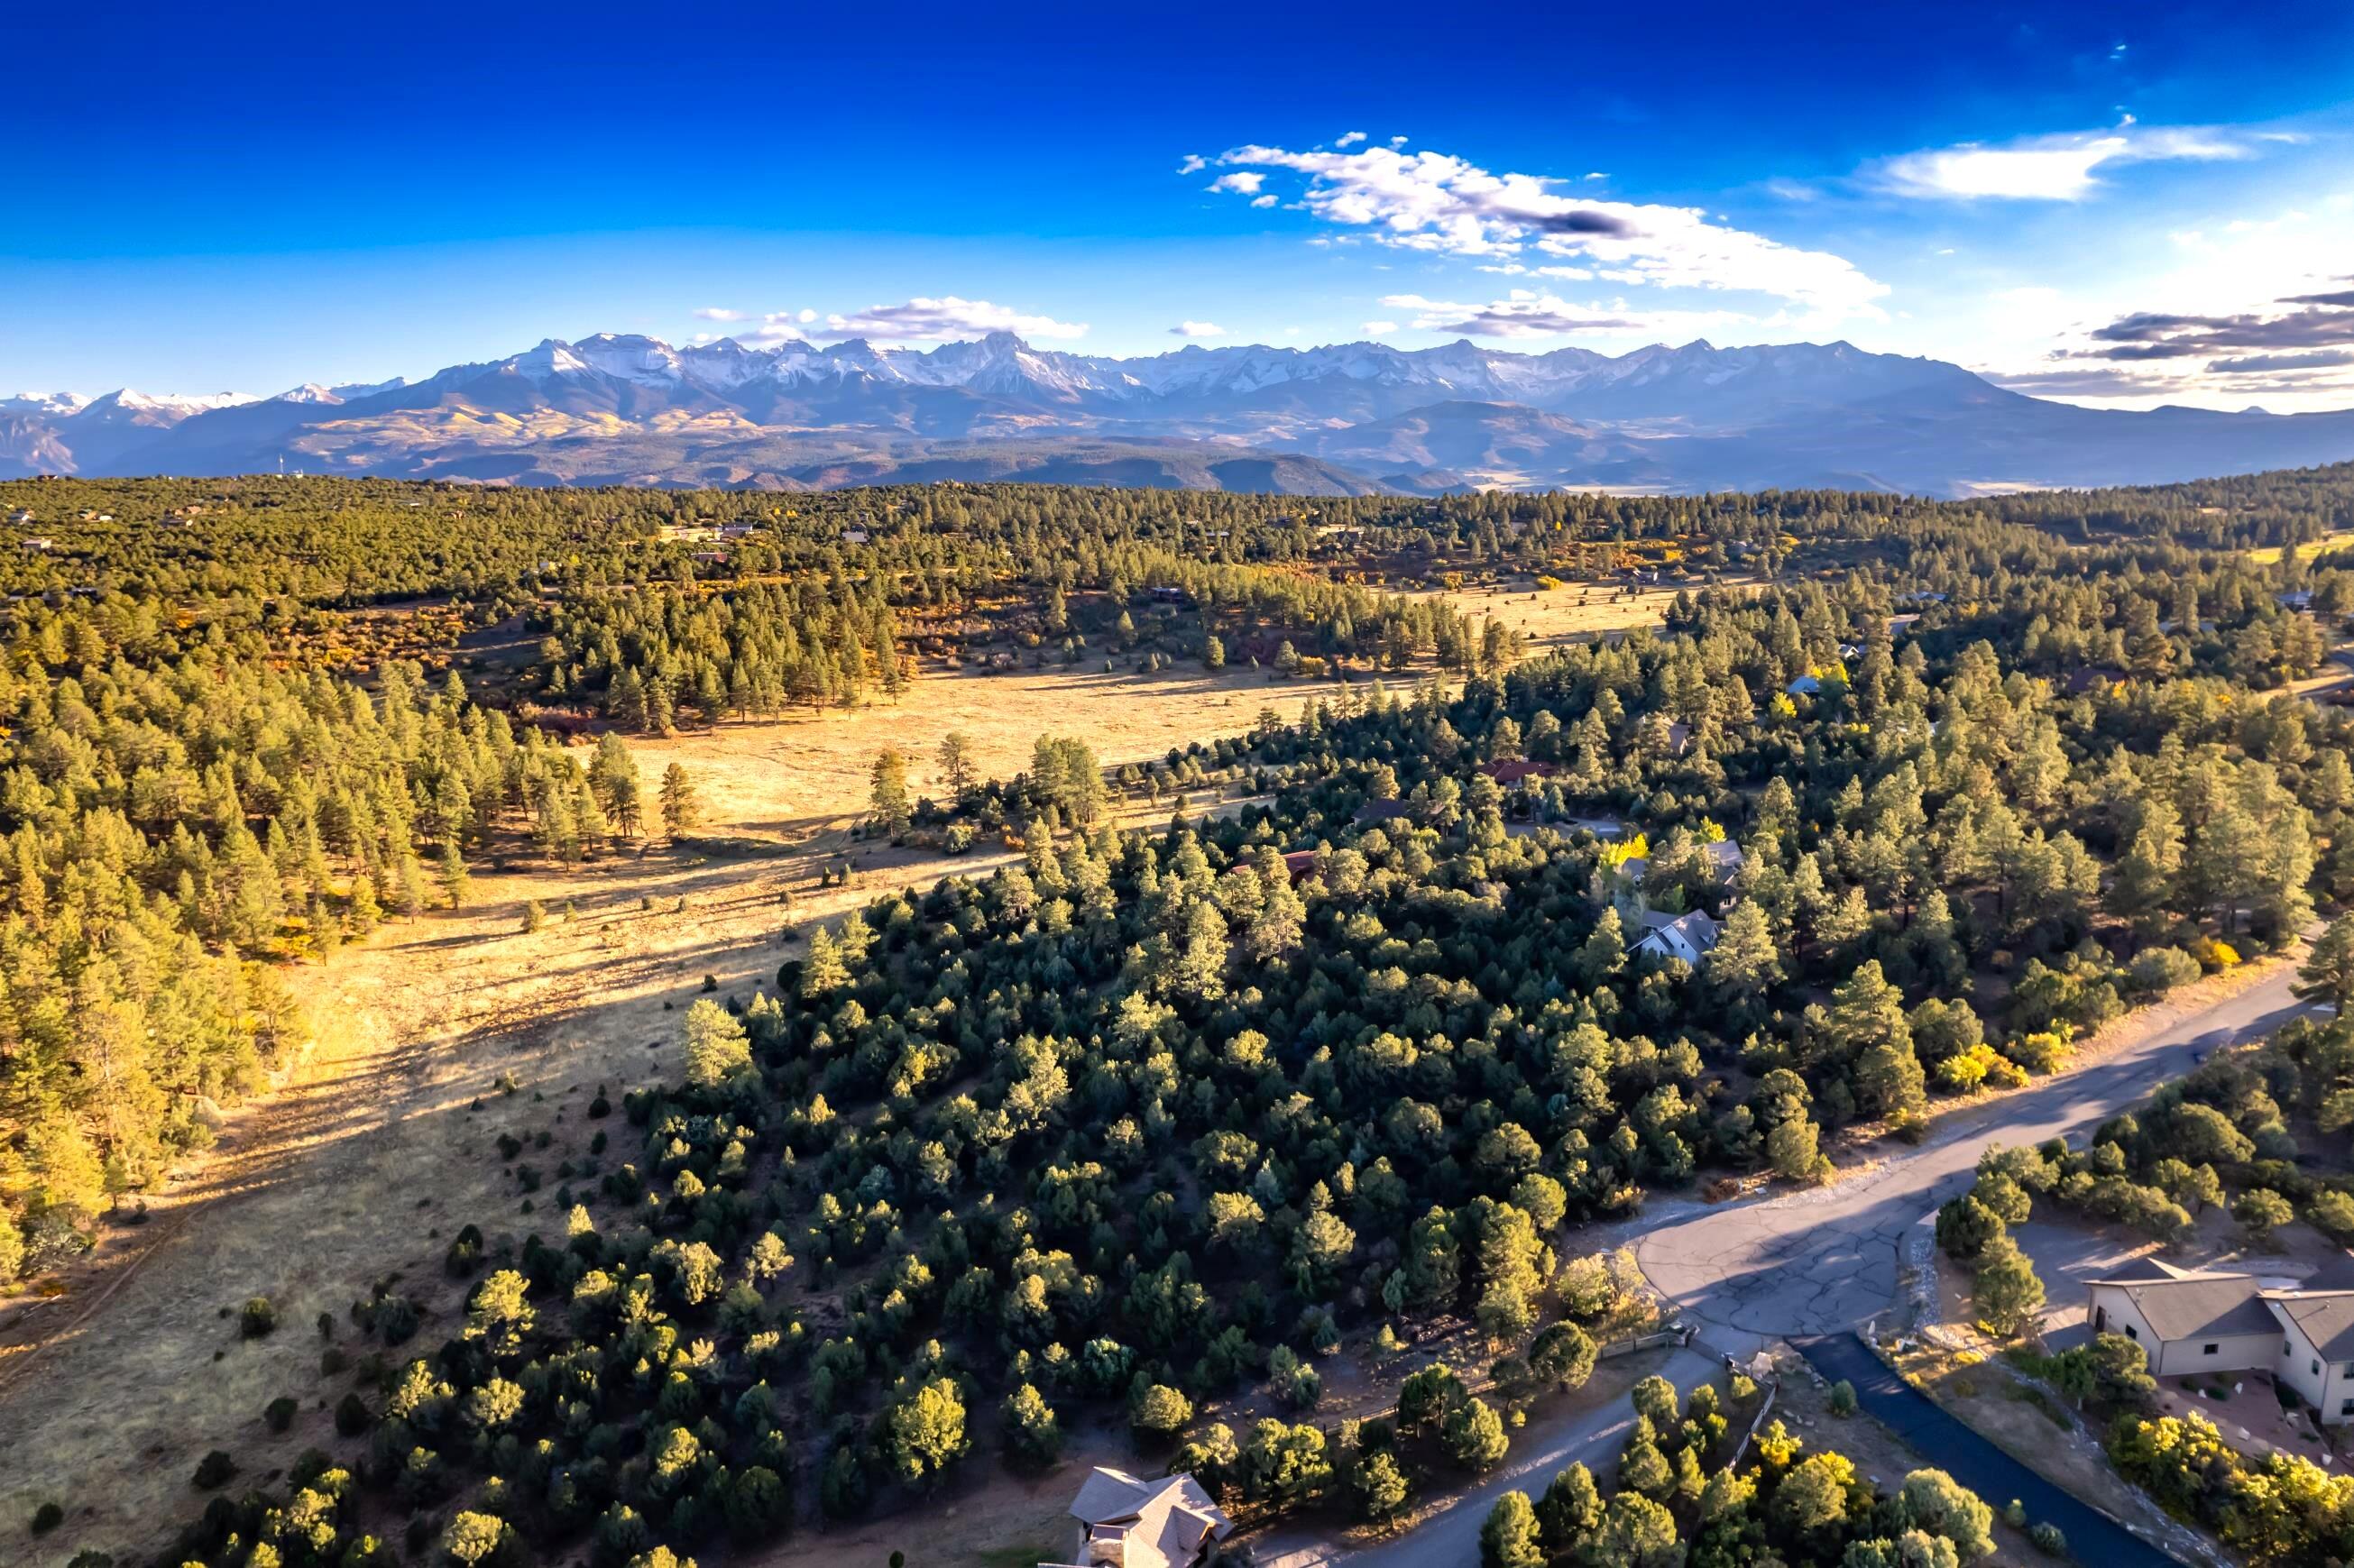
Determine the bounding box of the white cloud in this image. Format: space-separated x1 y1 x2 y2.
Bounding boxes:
1336 131 1366 148
694 307 746 322
820 296 1089 343
1383 289 1744 340
1876 124 2249 201
1170 320 1228 337
741 308 823 344
1209 171 1265 196
1361 320 1399 334
1479 263 1596 281
1250 194 1278 209
1176 154 1206 175
1209 142 1887 315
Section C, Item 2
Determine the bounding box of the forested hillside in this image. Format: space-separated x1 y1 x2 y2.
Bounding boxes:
2 466 2353 1566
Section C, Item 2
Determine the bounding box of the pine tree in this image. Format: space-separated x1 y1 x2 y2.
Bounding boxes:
437 841 470 912
660 764 701 841
869 748 912 835
2297 914 2354 1010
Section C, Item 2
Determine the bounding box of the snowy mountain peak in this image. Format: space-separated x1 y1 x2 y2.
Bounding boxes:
85 389 257 419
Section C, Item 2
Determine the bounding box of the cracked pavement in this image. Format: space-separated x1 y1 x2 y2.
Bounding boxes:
1640 964 2317 1355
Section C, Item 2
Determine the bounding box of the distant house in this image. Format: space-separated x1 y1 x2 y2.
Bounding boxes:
1053 1468 1232 1568
1564 815 1631 840
1354 797 1413 827
1837 642 1863 660
2062 667 2129 696
691 550 728 565
5 509 32 526
1633 909 1721 965
841 527 870 545
1784 674 1821 697
2085 1262 2354 1423
2279 590 2317 611
20 536 53 553
1480 758 1560 785
1699 839 1744 879
1886 613 1923 636
1664 721 1693 756
1226 848 1321 880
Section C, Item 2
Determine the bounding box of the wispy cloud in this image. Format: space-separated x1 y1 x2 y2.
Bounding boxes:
2073 291 2354 360
1382 289 1741 340
694 307 747 322
820 296 1088 343
1334 131 1366 148
1170 320 1227 337
1361 320 1399 335
1209 171 1265 196
742 309 820 344
1208 141 1886 315
1874 123 2250 201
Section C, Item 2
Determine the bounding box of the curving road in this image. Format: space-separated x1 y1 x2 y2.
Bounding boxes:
1638 963 2319 1355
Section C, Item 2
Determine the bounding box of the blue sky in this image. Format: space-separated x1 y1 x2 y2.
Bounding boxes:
9 0 2354 409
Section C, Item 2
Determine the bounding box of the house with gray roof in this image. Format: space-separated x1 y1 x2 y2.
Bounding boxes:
1632 909 1721 966
1049 1469 1231 1568
2087 1266 2354 1423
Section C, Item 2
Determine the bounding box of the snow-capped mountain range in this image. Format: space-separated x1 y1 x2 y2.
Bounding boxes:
9 331 2354 497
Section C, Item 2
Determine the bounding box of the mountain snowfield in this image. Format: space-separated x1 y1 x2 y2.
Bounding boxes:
9 331 2354 496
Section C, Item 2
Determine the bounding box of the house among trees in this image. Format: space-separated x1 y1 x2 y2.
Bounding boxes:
1480 758 1560 785
1698 839 1744 879
5 509 32 525
1784 674 1821 696
1354 797 1413 826
2086 1262 2354 1422
1633 909 1722 964
1052 1468 1232 1568
2062 666 2129 696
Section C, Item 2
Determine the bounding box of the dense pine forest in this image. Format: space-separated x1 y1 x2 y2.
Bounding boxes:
5 466 2354 1567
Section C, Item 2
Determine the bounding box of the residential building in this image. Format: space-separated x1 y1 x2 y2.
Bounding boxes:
1633 909 1721 964
1052 1468 1231 1568
2085 1263 2354 1422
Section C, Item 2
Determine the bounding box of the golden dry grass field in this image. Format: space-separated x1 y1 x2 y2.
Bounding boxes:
0 574 1697 1565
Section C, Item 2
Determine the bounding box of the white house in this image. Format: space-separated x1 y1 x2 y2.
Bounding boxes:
1053 1468 1231 1568
1634 909 1721 965
2086 1262 2354 1423
1785 674 1821 696
2266 1290 2354 1422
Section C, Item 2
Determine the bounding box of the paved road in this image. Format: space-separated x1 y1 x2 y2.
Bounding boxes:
1795 1334 2183 1568
1252 1346 1722 1568
1639 964 2315 1354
